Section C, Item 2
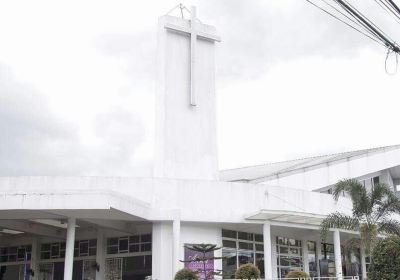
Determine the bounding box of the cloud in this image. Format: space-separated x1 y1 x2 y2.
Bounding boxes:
0 64 150 176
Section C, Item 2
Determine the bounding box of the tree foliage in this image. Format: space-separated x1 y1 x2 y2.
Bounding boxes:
320 179 400 253
368 236 400 280
234 264 260 280
285 270 309 279
174 268 199 280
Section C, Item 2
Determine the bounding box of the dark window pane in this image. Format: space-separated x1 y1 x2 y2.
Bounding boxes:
222 240 236 248
129 244 140 253
0 248 7 255
60 243 66 250
79 242 89 256
238 232 253 241
144 255 152 270
239 242 253 250
18 248 26 260
129 235 140 243
41 244 50 251
26 245 32 252
222 229 236 239
1 255 7 262
9 247 17 254
119 239 129 252
89 248 96 256
89 239 97 247
141 234 151 243
60 250 65 258
255 244 264 251
255 234 263 242
8 254 16 262
41 252 50 260
222 248 237 279
51 244 60 258
107 238 118 246
107 246 118 254
141 243 151 252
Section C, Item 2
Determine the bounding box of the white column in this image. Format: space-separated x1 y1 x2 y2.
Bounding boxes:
63 217 76 280
263 222 273 280
173 214 181 276
302 239 309 274
360 244 367 280
96 230 106 280
30 238 39 280
333 229 343 279
316 239 322 277
152 222 173 280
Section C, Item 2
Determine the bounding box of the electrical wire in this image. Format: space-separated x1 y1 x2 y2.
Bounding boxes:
304 0 388 47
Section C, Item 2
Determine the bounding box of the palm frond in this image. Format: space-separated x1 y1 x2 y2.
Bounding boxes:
333 179 370 218
372 183 400 220
378 219 400 236
320 212 360 241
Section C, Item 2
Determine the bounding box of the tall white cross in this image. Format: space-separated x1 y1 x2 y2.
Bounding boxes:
164 6 221 106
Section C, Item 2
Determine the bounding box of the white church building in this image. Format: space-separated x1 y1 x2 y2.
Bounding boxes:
1 6 400 280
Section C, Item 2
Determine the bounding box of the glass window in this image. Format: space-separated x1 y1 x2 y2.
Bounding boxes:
119 238 129 253
222 229 264 279
307 241 318 277
255 234 263 242
276 236 304 278
222 240 236 248
222 229 237 239
222 248 237 279
238 232 253 241
238 242 253 250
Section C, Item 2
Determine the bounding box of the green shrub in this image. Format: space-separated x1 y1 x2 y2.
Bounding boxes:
368 236 400 280
285 270 309 279
174 268 198 280
235 263 261 280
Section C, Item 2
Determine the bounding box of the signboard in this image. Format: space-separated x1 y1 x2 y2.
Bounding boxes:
184 245 214 279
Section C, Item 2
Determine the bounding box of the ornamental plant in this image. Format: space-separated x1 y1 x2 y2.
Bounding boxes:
368 236 400 280
320 179 400 254
234 263 260 280
180 244 223 280
285 270 309 279
174 268 198 280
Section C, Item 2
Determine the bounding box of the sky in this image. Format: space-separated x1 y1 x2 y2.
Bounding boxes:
0 0 399 176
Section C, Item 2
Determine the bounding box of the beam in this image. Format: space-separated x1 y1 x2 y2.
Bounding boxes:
0 220 64 238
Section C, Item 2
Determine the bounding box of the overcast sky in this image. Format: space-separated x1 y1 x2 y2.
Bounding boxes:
0 0 399 176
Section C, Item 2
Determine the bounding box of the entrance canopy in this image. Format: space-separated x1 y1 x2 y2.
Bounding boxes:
246 209 326 226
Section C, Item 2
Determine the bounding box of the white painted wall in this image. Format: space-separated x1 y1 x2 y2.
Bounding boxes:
180 223 223 274
153 15 219 181
0 176 353 223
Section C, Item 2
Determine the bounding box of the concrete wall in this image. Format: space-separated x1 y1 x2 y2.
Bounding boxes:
0 176 353 223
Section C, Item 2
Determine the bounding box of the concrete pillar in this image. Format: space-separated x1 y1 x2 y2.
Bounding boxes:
302 239 309 274
30 238 39 280
172 214 181 276
263 222 273 280
316 239 322 277
360 244 367 280
152 222 173 280
96 230 106 280
63 217 76 280
333 230 343 279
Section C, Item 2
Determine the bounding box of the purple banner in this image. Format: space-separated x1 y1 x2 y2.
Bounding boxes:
184 246 214 279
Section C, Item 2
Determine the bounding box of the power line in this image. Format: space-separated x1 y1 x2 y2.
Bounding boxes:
304 0 387 47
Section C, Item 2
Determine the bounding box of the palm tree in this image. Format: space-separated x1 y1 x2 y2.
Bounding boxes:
320 178 400 254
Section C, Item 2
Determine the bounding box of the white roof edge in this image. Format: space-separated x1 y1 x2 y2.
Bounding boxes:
220 144 400 182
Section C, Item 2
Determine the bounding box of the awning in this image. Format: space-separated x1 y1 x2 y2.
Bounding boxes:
245 209 326 226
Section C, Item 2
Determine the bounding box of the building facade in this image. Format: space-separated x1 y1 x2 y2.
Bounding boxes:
0 6 400 280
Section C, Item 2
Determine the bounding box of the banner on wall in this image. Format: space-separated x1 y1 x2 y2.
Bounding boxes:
184 245 214 279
